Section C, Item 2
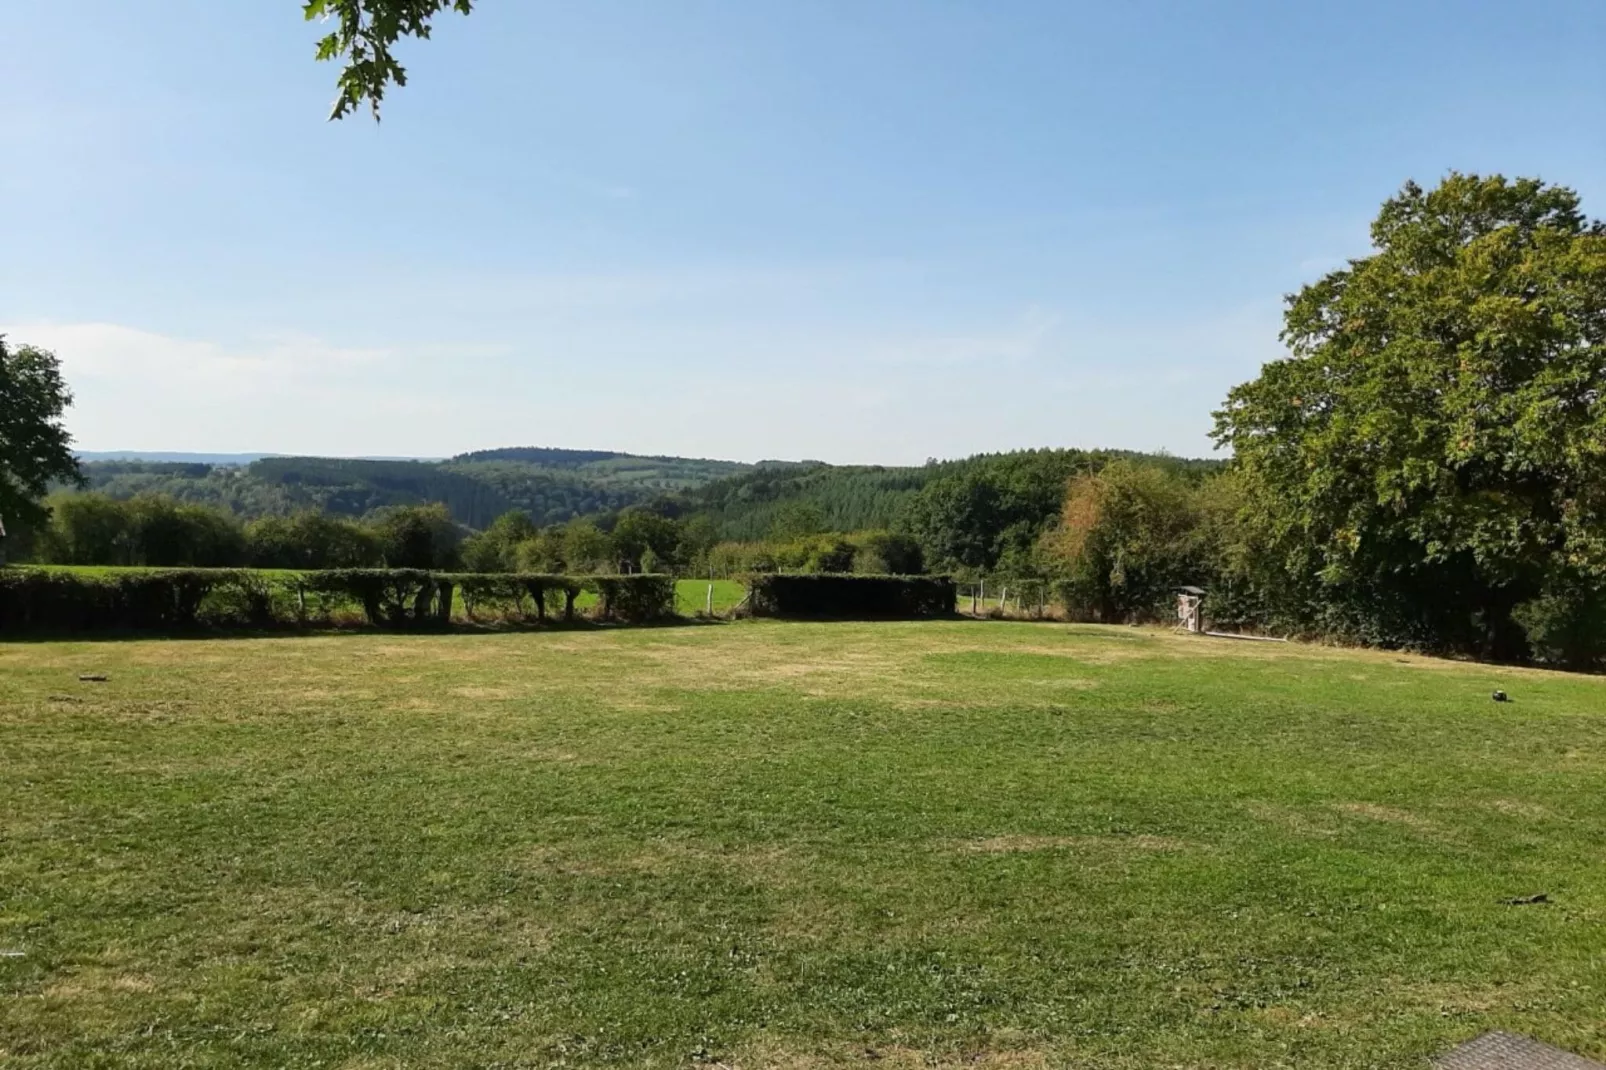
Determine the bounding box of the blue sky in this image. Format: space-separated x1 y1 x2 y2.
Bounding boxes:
3 1 1602 463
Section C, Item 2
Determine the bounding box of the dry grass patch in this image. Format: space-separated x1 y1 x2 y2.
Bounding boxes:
1332 802 1452 839
42 971 156 1000
1482 798 1557 821
514 838 807 887
728 1040 1051 1070
1241 801 1342 839
447 685 519 700
955 834 1195 854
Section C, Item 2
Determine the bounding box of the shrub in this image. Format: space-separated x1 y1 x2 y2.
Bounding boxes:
127 497 246 567
852 531 924 575
297 569 453 628
747 574 954 619
368 504 462 570
0 569 258 632
0 568 681 635
705 536 869 577
592 575 677 623
513 531 566 574
246 513 383 570
802 536 857 574
37 493 136 564
459 511 539 573
1513 591 1606 671
560 519 614 573
449 573 583 623
610 509 680 573
1043 461 1202 623
451 573 529 620
35 493 248 568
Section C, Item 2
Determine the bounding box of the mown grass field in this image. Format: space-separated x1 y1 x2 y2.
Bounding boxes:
3 621 1605 1069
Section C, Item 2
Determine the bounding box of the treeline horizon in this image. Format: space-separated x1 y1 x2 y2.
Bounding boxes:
56 444 1216 535
17 444 1189 580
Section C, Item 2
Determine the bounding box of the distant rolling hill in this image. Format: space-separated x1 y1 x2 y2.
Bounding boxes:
72 447 753 529
67 445 1222 541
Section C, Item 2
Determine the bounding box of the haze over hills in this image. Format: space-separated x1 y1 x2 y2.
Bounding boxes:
77 451 284 465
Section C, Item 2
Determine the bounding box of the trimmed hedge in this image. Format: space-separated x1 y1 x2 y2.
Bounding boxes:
0 569 252 632
297 570 455 627
593 575 677 624
0 569 678 635
449 573 583 623
747 574 955 619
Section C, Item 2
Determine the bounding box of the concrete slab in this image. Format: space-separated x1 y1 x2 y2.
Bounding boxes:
1434 1033 1606 1070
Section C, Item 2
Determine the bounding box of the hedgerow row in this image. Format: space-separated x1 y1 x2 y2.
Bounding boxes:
0 569 678 634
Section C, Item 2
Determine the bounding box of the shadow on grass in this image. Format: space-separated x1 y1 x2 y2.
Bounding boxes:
2 613 1111 646
738 612 1073 625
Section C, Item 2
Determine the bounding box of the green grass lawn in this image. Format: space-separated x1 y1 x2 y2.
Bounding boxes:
3 622 1604 1068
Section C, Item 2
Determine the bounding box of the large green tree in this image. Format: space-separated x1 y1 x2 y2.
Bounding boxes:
0 338 82 538
459 510 538 572
1214 174 1606 663
368 502 462 569
305 0 474 119
610 508 681 573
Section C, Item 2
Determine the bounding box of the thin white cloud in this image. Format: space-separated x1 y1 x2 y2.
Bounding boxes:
1 322 421 454
2 299 1283 464
8 322 388 388
861 308 1060 367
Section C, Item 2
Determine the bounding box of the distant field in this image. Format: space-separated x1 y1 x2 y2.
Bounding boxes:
672 577 747 615
3 622 1605 1067
573 578 746 617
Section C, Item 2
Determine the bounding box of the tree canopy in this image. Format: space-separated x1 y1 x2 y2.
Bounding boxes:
305 0 474 120
0 338 82 533
1214 173 1606 661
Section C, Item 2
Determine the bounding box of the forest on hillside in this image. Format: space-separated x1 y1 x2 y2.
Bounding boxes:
70 449 751 529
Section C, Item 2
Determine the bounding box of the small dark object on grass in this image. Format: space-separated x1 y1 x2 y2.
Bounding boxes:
1501 893 1549 906
78 674 109 683
1492 690 1508 702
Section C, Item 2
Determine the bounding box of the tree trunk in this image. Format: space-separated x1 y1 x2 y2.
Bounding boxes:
411 582 433 626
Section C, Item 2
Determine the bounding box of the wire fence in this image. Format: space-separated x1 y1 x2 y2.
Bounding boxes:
956 579 1061 619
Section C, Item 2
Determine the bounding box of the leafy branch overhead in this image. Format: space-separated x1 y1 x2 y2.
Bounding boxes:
304 0 474 120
